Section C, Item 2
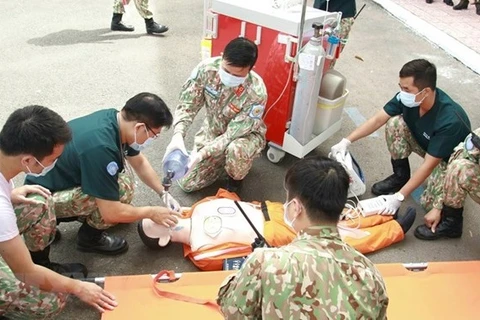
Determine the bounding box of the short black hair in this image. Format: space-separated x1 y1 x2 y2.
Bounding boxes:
223 37 258 69
0 105 72 160
122 92 173 129
399 59 437 91
285 156 349 223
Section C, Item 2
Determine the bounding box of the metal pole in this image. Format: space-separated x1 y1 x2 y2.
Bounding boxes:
354 4 367 20
294 0 309 80
83 273 183 285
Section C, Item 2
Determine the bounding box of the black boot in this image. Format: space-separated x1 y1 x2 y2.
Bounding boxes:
475 1 480 15
226 176 243 193
30 246 88 279
371 158 410 195
453 0 469 9
426 0 433 3
76 223 128 255
414 206 463 240
394 207 417 234
145 18 169 34
444 0 454 5
111 13 134 32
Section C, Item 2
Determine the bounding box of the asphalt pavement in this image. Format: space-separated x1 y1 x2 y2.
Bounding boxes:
0 0 479 319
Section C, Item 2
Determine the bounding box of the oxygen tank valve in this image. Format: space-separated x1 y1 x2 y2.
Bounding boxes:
312 23 324 38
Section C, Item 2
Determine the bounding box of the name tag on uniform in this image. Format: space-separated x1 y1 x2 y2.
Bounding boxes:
423 132 431 140
205 86 219 98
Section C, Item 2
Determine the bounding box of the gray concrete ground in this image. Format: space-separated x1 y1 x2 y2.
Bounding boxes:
1 0 479 319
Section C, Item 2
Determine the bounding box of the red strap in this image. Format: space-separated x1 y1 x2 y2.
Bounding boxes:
152 270 222 313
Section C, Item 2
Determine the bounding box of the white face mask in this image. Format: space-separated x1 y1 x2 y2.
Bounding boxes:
130 125 155 152
218 67 247 88
283 199 297 229
26 158 57 177
398 89 426 108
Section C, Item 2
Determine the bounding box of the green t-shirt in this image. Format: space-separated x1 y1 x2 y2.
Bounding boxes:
383 88 471 162
314 0 357 19
25 109 139 201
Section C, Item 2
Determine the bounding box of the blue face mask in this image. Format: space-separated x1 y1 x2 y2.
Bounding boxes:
398 89 426 108
26 158 57 177
218 67 247 88
130 125 155 152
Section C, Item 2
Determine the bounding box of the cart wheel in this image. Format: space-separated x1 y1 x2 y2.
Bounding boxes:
267 147 285 164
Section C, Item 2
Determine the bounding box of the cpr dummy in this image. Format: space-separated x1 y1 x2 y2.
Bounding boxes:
137 194 378 271
138 199 265 260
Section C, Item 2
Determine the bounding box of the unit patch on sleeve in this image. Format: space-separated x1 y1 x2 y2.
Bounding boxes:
249 104 265 119
106 161 119 176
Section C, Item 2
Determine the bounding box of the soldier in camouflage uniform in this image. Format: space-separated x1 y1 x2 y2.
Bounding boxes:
111 0 168 34
313 0 356 68
217 156 389 319
331 59 470 216
164 37 267 193
415 129 480 240
23 93 180 274
0 106 116 319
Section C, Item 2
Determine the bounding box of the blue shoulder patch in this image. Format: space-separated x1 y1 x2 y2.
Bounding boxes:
106 161 119 176
249 104 265 119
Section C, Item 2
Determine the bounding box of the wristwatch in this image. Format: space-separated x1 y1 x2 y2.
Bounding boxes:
396 192 405 202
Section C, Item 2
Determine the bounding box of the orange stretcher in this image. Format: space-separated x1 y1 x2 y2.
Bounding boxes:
101 261 480 320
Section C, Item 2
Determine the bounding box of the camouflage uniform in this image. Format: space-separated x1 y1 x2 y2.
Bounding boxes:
217 226 389 319
113 0 153 19
385 115 447 211
327 17 354 68
313 0 356 68
338 17 355 52
14 173 134 252
0 259 67 320
0 197 66 319
175 57 268 192
442 129 480 209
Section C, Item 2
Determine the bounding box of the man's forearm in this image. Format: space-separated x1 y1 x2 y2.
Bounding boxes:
103 203 158 224
173 102 201 136
20 265 80 294
133 160 164 195
347 116 386 142
173 121 188 136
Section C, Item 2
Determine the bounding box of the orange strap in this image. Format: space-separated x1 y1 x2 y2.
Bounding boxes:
152 270 222 313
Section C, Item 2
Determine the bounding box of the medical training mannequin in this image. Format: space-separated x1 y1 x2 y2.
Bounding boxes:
138 198 265 252
138 193 416 260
